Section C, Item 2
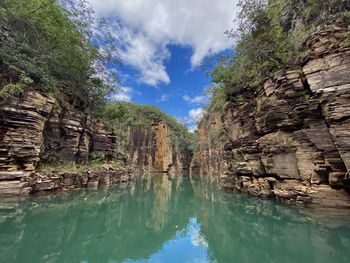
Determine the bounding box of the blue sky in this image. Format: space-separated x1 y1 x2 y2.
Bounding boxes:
116 45 212 130
88 0 239 130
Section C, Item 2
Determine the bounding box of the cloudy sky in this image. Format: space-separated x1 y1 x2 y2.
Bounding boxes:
88 0 238 131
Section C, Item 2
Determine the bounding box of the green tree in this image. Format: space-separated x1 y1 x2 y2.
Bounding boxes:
0 0 119 113
208 0 350 113
104 102 198 156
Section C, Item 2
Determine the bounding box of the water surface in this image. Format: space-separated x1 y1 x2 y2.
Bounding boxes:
0 175 349 263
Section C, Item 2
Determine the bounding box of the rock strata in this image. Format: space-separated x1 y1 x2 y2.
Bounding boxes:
0 91 189 196
0 166 133 196
192 23 350 208
0 90 118 173
28 166 134 193
127 123 190 174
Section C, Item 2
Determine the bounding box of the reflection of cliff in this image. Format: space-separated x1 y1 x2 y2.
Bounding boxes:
0 176 349 263
152 175 172 231
192 181 350 263
0 176 192 263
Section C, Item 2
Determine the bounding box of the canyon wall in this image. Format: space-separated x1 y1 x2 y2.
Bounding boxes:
0 90 119 173
127 123 191 174
0 90 124 195
192 23 350 208
0 91 189 196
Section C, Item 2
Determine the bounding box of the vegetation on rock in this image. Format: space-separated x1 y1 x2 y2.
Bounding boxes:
207 0 350 113
0 0 119 113
0 0 197 167
104 102 198 156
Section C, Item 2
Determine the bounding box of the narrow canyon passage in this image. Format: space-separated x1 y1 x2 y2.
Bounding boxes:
0 175 349 263
1 1 350 262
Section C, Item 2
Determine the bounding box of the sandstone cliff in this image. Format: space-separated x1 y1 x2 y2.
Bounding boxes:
0 91 190 196
192 23 350 208
0 90 125 195
127 123 191 174
0 90 119 173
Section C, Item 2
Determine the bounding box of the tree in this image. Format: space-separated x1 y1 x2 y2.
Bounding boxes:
0 0 120 114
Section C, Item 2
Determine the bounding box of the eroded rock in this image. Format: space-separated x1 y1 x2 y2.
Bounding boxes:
192 23 350 208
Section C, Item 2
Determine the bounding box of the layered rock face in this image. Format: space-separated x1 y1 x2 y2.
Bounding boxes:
0 91 55 172
0 90 118 173
29 166 133 193
192 24 350 207
191 111 228 176
0 91 190 195
0 90 123 195
128 123 190 174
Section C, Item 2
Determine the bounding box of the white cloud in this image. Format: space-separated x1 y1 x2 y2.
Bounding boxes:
182 107 206 132
188 125 198 133
110 87 133 102
109 23 171 87
89 0 239 86
189 108 205 123
158 94 171 102
183 94 209 104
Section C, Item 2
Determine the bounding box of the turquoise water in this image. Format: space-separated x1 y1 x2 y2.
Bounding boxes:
0 175 349 263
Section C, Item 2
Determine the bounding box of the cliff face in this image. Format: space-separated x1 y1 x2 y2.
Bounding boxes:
128 123 191 174
0 90 124 195
192 23 350 207
0 91 190 195
0 90 118 173
0 92 191 176
190 111 228 176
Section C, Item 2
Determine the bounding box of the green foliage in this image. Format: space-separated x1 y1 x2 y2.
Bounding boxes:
41 137 60 164
90 152 106 165
104 102 198 156
207 0 350 114
0 72 33 99
300 0 350 24
212 0 298 91
206 86 230 112
0 0 119 114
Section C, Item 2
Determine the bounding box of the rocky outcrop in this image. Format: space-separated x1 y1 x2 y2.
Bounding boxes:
0 167 133 197
0 91 190 196
0 171 31 196
0 90 118 173
0 165 134 197
0 90 56 172
128 123 190 174
192 23 350 208
29 166 134 193
191 111 227 176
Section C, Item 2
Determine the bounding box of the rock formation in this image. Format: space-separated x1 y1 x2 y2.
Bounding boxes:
127 123 191 174
29 166 133 193
0 89 190 195
0 90 119 172
192 23 350 208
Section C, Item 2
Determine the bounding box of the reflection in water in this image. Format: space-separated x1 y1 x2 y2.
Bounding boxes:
0 175 349 263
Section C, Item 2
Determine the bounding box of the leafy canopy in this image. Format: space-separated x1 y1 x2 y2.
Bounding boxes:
207 0 350 113
0 0 119 113
104 102 198 155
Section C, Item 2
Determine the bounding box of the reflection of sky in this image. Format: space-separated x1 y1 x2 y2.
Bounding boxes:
122 218 213 263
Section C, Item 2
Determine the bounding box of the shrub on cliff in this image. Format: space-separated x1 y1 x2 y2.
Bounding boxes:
0 0 119 113
207 0 350 112
104 102 198 156
211 0 297 96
